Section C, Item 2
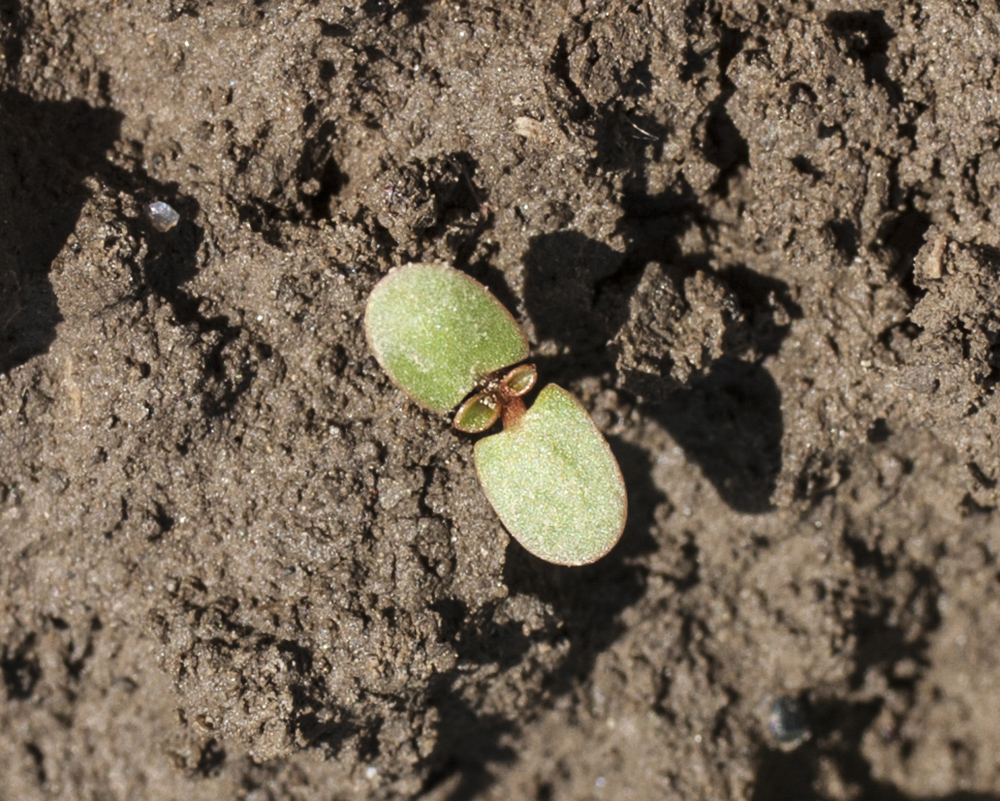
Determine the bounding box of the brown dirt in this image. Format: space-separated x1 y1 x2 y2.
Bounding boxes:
3 1 1000 799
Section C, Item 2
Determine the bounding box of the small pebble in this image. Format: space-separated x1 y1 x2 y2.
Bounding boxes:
768 696 810 748
144 200 180 232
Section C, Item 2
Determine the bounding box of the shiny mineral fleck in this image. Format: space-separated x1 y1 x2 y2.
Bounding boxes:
144 200 180 232
768 696 810 748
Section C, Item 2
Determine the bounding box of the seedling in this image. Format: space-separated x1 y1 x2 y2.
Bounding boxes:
365 262 626 566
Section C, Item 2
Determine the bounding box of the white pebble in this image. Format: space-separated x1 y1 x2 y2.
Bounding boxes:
144 200 180 232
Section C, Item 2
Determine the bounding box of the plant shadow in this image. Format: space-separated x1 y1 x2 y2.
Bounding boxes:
423 438 661 801
521 227 789 514
652 357 783 513
420 28 788 792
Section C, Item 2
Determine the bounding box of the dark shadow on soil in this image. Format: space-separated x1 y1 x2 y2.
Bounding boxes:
752 695 1000 801
826 11 902 109
751 530 964 801
298 119 349 221
0 0 29 76
361 0 432 25
752 699 897 801
519 16 790 511
522 230 627 356
135 196 258 418
425 17 777 794
0 88 257 414
701 21 749 197
421 594 533 799
503 438 661 696
651 358 783 513
522 226 787 513
423 438 661 801
0 90 121 373
0 631 41 699
119 184 258 418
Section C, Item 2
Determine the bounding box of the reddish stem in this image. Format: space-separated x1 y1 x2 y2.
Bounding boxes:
501 395 526 429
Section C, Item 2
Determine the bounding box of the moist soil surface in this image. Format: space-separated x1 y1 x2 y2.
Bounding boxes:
3 2 1000 799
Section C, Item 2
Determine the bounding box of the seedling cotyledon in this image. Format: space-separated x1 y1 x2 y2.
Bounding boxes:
365 262 626 566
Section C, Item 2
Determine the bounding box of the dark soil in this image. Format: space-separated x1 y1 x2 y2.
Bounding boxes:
3 1 1000 799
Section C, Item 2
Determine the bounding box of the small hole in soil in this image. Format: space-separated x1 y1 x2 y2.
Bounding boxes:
866 418 890 443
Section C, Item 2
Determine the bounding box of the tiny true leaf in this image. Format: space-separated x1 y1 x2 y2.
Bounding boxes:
501 363 537 397
454 392 501 433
